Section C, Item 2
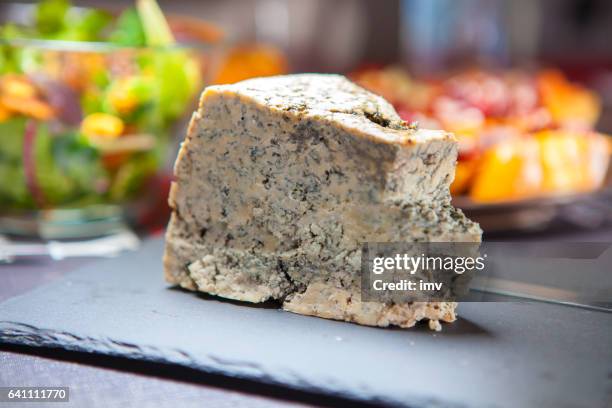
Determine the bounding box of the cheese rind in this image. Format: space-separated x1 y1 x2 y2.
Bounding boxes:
164 74 481 328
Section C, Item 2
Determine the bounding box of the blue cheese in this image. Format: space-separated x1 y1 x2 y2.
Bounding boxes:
164 74 481 329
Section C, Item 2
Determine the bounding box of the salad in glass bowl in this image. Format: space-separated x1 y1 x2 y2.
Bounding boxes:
0 0 215 237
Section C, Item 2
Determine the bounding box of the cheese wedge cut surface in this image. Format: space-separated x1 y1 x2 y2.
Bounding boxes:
164 74 481 329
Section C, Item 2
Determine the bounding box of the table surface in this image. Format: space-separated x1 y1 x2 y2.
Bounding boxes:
1 226 611 408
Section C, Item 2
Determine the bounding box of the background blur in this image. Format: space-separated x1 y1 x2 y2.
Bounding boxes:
9 0 607 130
1 0 611 237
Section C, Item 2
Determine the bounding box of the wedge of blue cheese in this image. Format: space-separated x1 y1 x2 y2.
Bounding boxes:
164 74 481 329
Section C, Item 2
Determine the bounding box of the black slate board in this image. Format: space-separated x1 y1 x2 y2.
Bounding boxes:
1 238 611 408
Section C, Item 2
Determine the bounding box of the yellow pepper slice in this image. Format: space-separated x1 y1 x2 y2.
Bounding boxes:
0 75 38 99
470 138 543 202
81 112 125 139
0 95 54 120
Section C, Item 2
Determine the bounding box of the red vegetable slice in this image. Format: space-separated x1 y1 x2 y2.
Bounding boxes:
23 120 46 208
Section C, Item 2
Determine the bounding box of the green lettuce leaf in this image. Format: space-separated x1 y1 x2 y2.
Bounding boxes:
136 0 174 46
109 8 146 47
35 0 69 35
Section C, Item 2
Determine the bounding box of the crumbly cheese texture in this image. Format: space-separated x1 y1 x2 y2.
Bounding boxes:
164 74 481 329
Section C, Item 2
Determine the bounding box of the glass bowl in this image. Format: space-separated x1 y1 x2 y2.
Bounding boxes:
0 8 219 238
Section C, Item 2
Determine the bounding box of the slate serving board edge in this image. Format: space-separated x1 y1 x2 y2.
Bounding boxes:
0 295 451 408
